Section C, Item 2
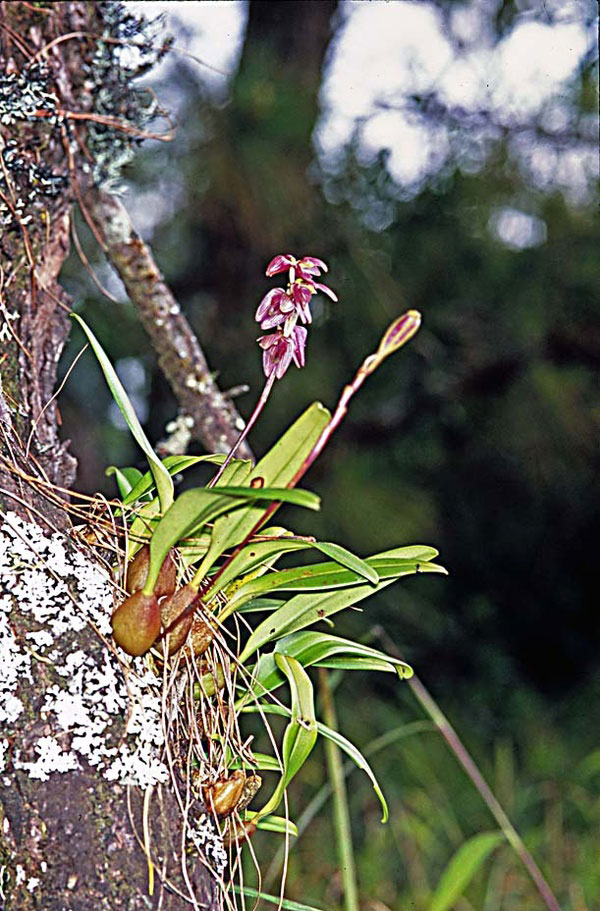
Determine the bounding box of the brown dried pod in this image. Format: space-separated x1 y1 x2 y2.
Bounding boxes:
222 819 257 848
159 582 197 655
125 544 177 597
204 770 246 817
111 591 161 657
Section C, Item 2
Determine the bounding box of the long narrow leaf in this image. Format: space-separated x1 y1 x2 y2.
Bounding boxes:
242 703 389 822
253 655 317 820
144 485 320 594
310 541 379 585
106 465 143 498
210 536 381 602
122 453 226 506
237 597 287 614
252 815 298 836
71 313 174 512
239 561 446 661
227 551 441 611
244 631 412 698
204 536 310 600
126 498 161 561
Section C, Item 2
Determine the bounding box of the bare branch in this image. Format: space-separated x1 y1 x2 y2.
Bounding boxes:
83 186 252 461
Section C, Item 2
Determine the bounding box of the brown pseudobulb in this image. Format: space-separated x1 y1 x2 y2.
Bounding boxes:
111 591 161 656
222 819 257 848
126 545 177 597
159 583 197 655
184 613 215 658
204 771 246 817
236 774 262 813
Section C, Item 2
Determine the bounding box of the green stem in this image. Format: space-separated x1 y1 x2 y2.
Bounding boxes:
209 369 276 487
318 668 360 911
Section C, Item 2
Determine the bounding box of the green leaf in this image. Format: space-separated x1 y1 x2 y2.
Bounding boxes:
144 488 243 593
245 631 412 698
205 535 309 601
239 560 446 661
71 313 174 512
106 465 143 499
227 550 441 612
232 885 327 911
214 486 320 511
122 453 226 506
251 815 298 836
229 752 281 772
144 485 320 594
242 703 389 822
254 655 317 820
210 536 378 604
314 718 390 823
194 402 331 579
237 597 287 614
310 541 379 585
430 831 504 911
189 459 254 581
126 498 161 561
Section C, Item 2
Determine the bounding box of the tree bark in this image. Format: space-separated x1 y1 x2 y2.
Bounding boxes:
0 4 225 908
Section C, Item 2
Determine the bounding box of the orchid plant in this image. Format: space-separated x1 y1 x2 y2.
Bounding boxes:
72 254 445 852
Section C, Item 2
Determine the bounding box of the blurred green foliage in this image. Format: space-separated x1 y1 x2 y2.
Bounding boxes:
59 1 599 906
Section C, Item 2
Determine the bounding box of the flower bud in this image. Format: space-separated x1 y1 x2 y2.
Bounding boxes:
111 591 161 657
125 545 177 597
204 771 246 817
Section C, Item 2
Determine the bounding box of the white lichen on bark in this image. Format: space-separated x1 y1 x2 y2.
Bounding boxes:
0 512 168 787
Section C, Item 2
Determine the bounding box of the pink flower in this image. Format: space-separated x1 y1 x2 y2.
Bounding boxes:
265 254 296 277
312 281 338 302
255 287 294 330
266 254 334 291
258 326 308 379
289 281 313 324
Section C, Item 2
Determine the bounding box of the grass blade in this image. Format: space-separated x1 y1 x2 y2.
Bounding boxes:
430 831 504 911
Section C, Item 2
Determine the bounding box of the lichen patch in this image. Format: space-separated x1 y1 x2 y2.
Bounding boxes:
0 512 168 788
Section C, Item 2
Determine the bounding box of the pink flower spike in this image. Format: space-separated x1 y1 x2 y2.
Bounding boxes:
313 281 338 302
266 254 296 277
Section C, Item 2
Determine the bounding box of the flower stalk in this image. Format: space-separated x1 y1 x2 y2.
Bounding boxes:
203 308 422 603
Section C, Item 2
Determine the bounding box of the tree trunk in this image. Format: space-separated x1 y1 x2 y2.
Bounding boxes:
0 4 225 908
